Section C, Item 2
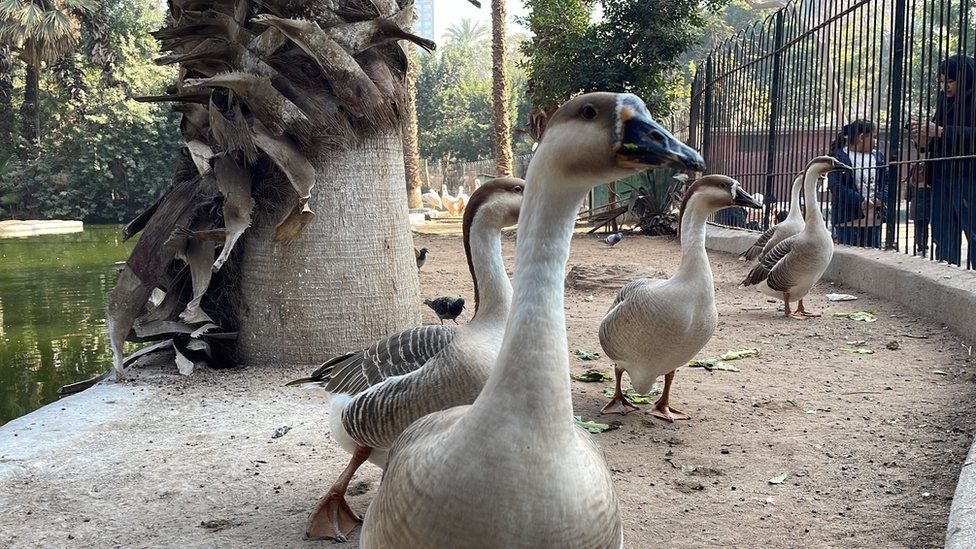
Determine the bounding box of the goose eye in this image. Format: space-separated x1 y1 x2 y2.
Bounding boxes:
580 104 598 120
513 185 523 193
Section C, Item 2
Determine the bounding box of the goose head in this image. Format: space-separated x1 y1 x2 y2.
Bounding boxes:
462 177 524 230
679 175 762 227
536 92 705 188
806 155 853 177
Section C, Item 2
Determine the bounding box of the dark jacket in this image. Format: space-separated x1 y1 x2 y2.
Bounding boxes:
828 147 888 226
928 55 976 185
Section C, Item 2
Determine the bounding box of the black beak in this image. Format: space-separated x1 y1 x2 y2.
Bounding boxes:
617 114 705 172
831 158 854 173
733 187 763 209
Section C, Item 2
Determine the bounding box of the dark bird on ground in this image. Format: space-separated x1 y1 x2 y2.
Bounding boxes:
424 296 464 324
603 232 624 247
415 247 428 269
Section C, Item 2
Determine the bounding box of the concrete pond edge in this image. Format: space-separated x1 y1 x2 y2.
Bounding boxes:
704 224 976 548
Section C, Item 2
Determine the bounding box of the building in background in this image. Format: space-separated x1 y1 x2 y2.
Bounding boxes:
416 0 434 40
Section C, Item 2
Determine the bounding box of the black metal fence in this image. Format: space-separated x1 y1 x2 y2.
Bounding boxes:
690 0 976 269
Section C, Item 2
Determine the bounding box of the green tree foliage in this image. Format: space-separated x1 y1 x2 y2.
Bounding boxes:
522 0 729 116
416 21 531 163
0 0 180 222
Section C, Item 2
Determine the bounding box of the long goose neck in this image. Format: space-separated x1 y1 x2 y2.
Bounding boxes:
676 197 713 283
802 170 826 228
786 178 803 221
467 222 512 326
470 158 586 438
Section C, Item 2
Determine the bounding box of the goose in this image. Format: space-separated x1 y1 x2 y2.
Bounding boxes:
599 175 762 419
457 185 470 214
741 156 851 318
360 92 704 548
290 178 523 541
741 174 803 261
442 187 458 216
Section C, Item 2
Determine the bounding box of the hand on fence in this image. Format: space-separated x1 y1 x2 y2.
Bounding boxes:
910 121 942 143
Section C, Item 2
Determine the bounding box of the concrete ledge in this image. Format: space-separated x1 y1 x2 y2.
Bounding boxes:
0 383 152 478
0 220 83 237
705 224 976 548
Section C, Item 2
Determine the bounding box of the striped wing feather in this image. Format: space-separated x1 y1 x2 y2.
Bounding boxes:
288 325 456 394
741 235 798 291
741 225 776 261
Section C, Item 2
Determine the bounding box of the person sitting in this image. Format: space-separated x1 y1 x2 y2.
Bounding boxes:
828 119 888 248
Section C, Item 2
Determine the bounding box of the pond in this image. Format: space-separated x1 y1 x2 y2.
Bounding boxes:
0 225 133 425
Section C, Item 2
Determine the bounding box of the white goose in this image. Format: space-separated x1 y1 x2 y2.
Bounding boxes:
741 156 850 318
360 92 705 548
741 173 803 261
599 175 762 419
290 178 524 541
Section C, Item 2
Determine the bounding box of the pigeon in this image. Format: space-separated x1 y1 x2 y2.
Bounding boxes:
424 296 465 324
415 247 428 269
602 232 624 247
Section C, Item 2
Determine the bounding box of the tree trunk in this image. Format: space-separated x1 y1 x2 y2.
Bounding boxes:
237 132 421 367
402 45 423 209
0 46 13 157
19 62 39 156
491 0 513 177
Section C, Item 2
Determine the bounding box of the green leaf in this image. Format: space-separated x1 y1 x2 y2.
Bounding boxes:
839 347 874 354
601 385 662 404
720 348 761 360
573 415 619 434
583 295 594 302
574 349 600 361
832 311 878 322
688 358 740 372
768 473 788 485
570 368 610 382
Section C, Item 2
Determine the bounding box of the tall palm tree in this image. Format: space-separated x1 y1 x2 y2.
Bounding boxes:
444 18 488 45
0 45 13 156
104 0 460 377
0 0 95 153
491 0 512 176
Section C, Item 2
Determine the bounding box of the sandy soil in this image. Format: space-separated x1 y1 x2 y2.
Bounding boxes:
1 228 974 548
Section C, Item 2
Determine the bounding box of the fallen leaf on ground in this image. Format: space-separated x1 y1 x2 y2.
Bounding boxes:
574 349 600 361
886 341 901 350
688 358 740 372
601 386 662 403
271 426 291 439
833 311 878 322
932 370 947 376
570 368 610 382
839 347 874 354
200 519 235 532
846 340 866 345
721 348 762 360
826 293 858 301
768 473 788 485
573 415 620 433
583 295 594 302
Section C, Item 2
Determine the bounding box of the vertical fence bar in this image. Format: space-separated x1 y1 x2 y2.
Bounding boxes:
886 0 909 249
702 55 714 167
763 11 787 229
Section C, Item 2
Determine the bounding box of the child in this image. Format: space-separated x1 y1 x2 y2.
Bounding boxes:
827 119 888 247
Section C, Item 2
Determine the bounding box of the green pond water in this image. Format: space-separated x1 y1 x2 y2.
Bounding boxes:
0 225 133 425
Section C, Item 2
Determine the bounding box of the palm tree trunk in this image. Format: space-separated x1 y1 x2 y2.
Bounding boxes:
237 132 421 366
491 0 513 177
0 46 13 157
19 62 39 155
402 45 423 209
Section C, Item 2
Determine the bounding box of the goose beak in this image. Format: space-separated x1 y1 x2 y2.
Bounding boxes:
616 109 705 172
732 182 763 209
830 158 854 173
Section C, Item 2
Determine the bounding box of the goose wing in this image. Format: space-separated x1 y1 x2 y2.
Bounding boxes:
740 235 798 291
598 277 667 357
340 348 478 449
741 225 777 261
287 325 456 394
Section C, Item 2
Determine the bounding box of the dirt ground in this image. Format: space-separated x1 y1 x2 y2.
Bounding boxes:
1 227 974 548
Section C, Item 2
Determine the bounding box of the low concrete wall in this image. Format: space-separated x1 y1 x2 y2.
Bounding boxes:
705 224 976 548
0 220 83 238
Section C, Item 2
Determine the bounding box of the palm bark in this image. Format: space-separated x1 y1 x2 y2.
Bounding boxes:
402 44 423 209
491 0 513 176
0 45 13 157
106 0 432 376
19 62 39 155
